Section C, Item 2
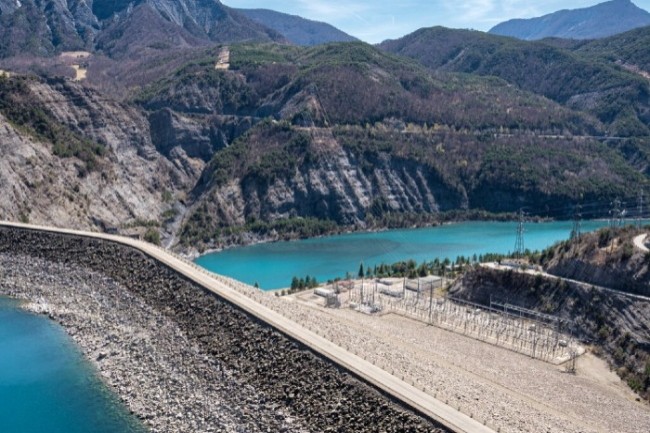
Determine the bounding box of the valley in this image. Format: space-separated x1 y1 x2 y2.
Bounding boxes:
2 35 650 251
1 1 650 432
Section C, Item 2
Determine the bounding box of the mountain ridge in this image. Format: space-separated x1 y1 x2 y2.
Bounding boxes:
490 0 650 40
1 5 650 250
0 0 286 58
236 8 357 46
379 26 650 138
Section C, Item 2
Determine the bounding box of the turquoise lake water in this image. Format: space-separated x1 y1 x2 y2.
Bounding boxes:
0 297 145 433
196 220 612 290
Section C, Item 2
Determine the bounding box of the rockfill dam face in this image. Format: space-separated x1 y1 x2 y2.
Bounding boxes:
0 225 449 433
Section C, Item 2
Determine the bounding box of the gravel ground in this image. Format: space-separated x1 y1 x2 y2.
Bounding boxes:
225 281 650 433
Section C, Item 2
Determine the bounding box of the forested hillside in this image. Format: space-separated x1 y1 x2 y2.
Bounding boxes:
380 26 650 137
127 43 648 250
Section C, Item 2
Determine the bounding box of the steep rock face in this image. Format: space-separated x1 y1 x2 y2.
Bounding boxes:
0 0 284 58
93 3 210 59
0 78 200 232
0 0 98 56
191 129 465 230
147 110 257 177
549 257 650 295
94 0 276 40
149 108 217 161
542 226 650 297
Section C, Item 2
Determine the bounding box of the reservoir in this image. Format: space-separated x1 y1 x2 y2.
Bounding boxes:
196 220 611 290
0 297 145 433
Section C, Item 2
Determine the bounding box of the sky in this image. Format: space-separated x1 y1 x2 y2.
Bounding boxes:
223 0 650 43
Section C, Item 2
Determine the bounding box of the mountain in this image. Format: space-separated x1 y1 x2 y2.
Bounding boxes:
1 4 650 251
1 39 648 250
0 0 285 58
379 26 650 138
0 0 97 57
128 42 649 250
236 8 357 46
489 0 650 40
572 25 650 75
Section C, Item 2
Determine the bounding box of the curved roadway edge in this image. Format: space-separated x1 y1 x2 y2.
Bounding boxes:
482 262 650 303
0 221 495 433
634 234 649 253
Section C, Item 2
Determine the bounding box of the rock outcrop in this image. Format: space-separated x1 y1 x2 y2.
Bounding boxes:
0 77 201 234
205 144 463 226
0 0 285 58
543 226 650 297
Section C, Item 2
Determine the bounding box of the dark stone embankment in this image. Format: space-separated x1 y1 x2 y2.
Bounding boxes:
0 226 448 433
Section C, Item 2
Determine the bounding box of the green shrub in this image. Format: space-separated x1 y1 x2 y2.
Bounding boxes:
144 228 161 245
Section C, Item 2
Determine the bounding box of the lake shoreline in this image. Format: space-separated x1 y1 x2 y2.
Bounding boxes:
0 254 240 433
0 296 147 433
177 211 533 259
194 219 612 291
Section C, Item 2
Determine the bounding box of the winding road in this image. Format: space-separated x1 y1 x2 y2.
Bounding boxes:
482 260 650 303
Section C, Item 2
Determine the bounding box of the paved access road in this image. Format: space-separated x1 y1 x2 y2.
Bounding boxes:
0 221 494 433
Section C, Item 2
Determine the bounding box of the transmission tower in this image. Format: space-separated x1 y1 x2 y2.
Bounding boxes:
514 209 526 260
565 348 577 374
570 204 582 240
609 198 622 228
638 190 645 229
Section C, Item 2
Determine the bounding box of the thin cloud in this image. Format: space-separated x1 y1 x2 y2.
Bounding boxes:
296 0 370 20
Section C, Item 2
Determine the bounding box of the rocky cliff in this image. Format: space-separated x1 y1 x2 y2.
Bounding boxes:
1 37 650 249
185 126 464 235
0 76 201 239
541 226 650 297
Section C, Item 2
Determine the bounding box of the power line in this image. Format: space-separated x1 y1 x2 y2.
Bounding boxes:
571 204 582 241
514 209 526 260
609 198 622 228
638 190 644 229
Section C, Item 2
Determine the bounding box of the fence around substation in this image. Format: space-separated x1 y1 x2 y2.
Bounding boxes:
340 278 579 364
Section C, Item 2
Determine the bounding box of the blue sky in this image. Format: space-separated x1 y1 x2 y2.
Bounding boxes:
223 0 650 43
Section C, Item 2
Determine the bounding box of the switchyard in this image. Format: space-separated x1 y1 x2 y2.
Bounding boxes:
324 276 582 364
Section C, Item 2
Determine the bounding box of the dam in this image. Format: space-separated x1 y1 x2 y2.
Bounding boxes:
0 222 492 433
